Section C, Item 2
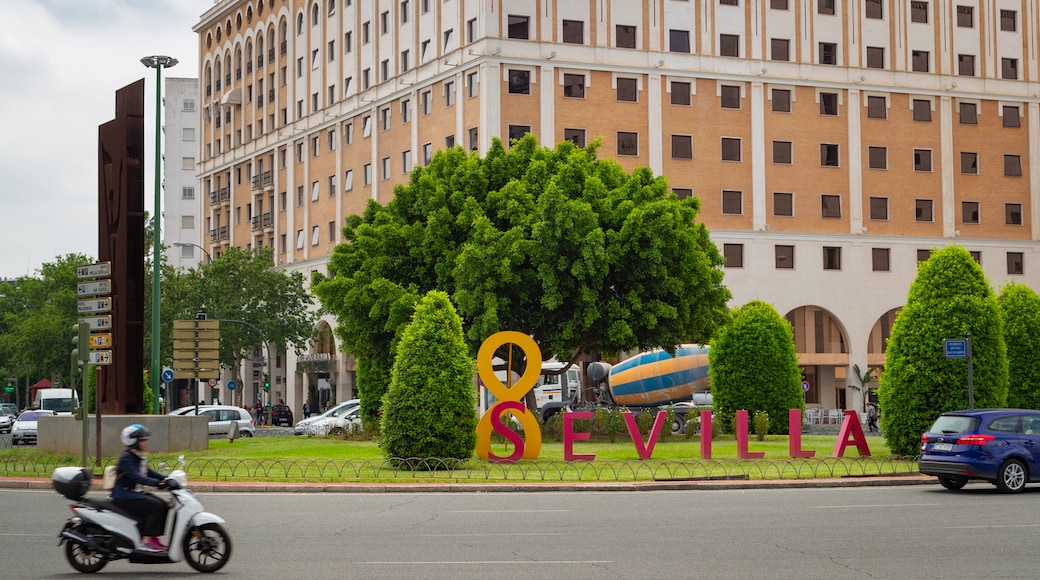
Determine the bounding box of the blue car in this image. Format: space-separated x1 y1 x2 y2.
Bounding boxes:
919 409 1040 493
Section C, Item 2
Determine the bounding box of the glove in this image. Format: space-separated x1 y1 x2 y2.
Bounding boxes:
156 478 167 489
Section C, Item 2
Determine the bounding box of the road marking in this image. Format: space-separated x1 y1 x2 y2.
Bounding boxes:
445 509 571 513
361 560 612 565
933 524 1040 530
813 503 941 509
421 533 566 537
0 533 51 537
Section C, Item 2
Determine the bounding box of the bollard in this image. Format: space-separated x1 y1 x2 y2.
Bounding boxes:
229 420 239 444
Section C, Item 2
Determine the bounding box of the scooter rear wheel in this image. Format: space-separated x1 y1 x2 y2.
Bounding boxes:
183 523 233 573
64 527 108 573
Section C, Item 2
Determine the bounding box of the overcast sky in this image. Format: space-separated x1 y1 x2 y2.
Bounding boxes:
0 0 214 279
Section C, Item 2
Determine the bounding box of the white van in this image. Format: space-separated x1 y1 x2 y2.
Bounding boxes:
34 388 79 415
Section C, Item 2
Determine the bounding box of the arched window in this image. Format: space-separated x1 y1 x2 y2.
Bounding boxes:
297 13 304 35
311 4 319 26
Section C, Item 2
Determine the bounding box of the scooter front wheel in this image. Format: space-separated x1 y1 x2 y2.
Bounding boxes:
64 534 108 573
183 523 233 573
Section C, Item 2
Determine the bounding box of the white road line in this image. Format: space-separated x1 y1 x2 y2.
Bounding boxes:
0 533 52 537
445 509 571 513
361 561 612 565
812 503 941 509
932 524 1040 530
420 533 566 537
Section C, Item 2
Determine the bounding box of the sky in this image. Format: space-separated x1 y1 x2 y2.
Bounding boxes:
0 0 216 279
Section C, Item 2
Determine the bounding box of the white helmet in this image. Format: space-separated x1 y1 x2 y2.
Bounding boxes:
120 424 151 449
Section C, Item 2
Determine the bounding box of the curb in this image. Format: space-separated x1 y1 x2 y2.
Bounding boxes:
0 474 935 493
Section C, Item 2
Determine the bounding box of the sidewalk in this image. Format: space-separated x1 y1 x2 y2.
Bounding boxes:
0 474 935 493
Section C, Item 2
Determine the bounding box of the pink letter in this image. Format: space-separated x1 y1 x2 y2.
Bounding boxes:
832 410 872 457
736 410 765 459
488 401 526 463
564 412 596 461
788 409 815 458
700 410 713 459
623 411 667 460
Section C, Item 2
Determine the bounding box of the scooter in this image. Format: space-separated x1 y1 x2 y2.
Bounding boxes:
52 457 232 573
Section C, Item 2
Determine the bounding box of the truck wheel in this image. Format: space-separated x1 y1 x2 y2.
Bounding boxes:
670 417 685 436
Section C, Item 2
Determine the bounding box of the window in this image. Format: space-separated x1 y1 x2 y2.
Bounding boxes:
872 248 890 272
670 81 691 105
311 180 319 201
296 229 304 250
1002 58 1018 80
1003 106 1021 128
959 102 977 124
672 135 692 159
344 169 353 191
720 0 738 4
296 185 304 206
182 127 195 141
380 107 391 131
821 194 841 217
508 70 530 95
723 244 744 268
181 157 194 170
467 71 479 98
823 247 842 270
563 73 585 98
775 245 795 269
720 85 741 109
182 186 195 199
362 21 370 44
721 138 742 162
916 199 933 222
868 147 887 170
774 192 793 216
617 131 638 156
508 15 529 39
819 92 838 115
180 215 195 229
562 20 584 44
911 1 929 23
616 77 637 102
311 226 319 246
182 99 195 112
328 175 337 197
771 38 790 61
1001 10 1017 32
328 221 336 243
616 25 636 48
818 0 835 15
420 40 431 63
819 42 837 65
722 190 743 215
869 196 889 220
771 89 791 112
402 150 412 173
914 149 932 172
773 141 792 164
719 34 740 57
363 163 372 185
673 188 693 200
443 29 454 52
1008 252 1024 275
970 251 982 263
381 157 390 181
771 0 789 8
564 128 586 147
820 144 839 167
866 47 884 69
445 135 455 148
957 6 973 27
345 122 354 144
669 29 690 53
422 143 432 165
917 249 932 262
362 115 372 137
961 152 978 174
865 0 883 19
867 96 886 119
468 127 478 151
362 68 370 89
508 125 531 143
912 99 931 121
1005 155 1022 177
401 100 411 124
911 50 929 73
445 81 455 107
962 201 979 224
401 0 410 23
421 90 432 115
958 54 975 76
1006 203 1023 225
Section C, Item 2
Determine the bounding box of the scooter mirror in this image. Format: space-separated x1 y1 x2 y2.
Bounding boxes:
158 462 170 474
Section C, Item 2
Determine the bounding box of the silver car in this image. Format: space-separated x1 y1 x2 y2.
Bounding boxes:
177 405 256 437
294 399 360 435
11 409 56 445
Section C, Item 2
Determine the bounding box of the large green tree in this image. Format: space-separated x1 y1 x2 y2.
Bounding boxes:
878 246 1008 456
998 282 1040 409
314 136 731 421
708 300 803 434
379 291 476 459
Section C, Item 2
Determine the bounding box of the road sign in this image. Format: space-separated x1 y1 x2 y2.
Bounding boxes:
161 367 174 383
77 297 112 314
90 333 112 348
208 378 218 387
227 381 237 391
76 262 111 279
79 315 112 331
77 279 111 297
944 339 967 358
802 380 810 393
88 351 112 365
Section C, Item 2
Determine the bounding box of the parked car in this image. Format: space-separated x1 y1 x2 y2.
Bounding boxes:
269 404 293 427
307 405 362 436
919 408 1040 493
169 404 213 416
0 403 17 418
11 409 56 445
294 399 360 436
177 405 256 437
0 413 12 434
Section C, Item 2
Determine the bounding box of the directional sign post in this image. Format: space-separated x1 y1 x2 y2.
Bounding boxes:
944 335 974 409
77 298 112 314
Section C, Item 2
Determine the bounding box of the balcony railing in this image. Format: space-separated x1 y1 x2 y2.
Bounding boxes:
250 170 274 191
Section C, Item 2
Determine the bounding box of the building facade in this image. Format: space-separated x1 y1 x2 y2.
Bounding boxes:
164 77 205 270
194 0 1040 415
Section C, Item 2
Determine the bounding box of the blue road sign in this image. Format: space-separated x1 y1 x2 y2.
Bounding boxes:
944 339 967 358
226 380 237 391
161 367 174 383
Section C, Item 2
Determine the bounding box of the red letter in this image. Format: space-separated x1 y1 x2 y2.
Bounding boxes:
488 401 526 463
700 410 713 459
564 412 595 461
788 409 815 458
623 412 666 460
736 410 765 459
833 410 872 457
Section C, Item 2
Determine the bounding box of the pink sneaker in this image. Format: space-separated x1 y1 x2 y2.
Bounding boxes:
143 537 167 552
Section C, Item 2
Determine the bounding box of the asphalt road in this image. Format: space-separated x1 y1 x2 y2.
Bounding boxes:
4 483 1040 579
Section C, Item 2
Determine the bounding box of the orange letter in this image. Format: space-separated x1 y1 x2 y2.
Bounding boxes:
736 410 765 459
788 409 815 458
623 412 667 460
833 410 871 457
564 412 595 461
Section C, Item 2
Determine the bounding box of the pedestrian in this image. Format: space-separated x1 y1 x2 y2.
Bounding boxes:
254 399 264 426
866 404 879 433
303 400 311 419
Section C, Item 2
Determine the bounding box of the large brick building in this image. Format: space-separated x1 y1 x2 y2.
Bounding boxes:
193 0 1040 415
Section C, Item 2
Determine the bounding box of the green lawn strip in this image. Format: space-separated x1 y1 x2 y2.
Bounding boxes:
0 435 916 483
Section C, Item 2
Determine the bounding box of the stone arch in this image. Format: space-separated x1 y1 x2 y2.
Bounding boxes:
784 305 851 409
867 307 901 366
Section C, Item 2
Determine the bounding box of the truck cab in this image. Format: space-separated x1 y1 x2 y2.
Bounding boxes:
34 388 79 415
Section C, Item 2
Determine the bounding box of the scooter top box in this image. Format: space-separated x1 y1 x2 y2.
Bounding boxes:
52 467 92 500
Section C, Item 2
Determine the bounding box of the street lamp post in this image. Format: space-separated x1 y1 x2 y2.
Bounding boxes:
141 55 178 415
172 241 213 264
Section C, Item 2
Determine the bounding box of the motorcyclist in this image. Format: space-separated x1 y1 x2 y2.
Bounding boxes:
112 424 168 552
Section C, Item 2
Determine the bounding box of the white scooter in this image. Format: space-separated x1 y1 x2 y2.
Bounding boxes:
53 457 232 573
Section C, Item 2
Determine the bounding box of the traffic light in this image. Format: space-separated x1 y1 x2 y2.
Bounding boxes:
264 374 270 390
71 322 89 363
